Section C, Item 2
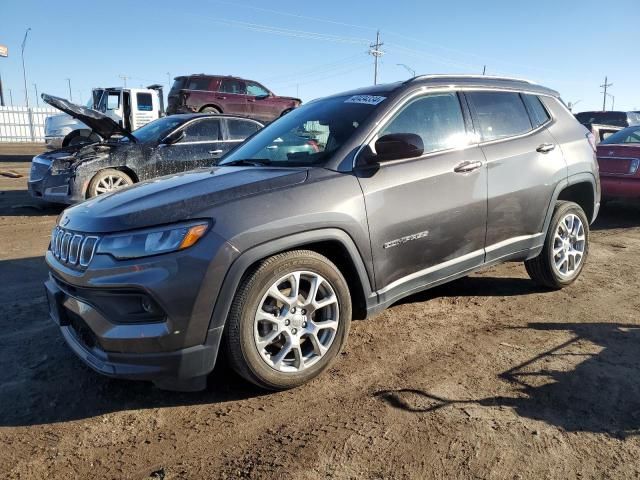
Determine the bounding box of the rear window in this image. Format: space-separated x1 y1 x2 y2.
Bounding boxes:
522 94 551 128
136 93 153 111
169 78 185 95
467 91 532 141
227 119 260 140
184 77 212 91
575 111 628 127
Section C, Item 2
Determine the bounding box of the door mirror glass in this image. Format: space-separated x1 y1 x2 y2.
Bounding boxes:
162 129 186 145
373 133 424 162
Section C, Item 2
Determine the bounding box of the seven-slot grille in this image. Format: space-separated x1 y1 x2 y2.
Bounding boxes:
51 227 99 267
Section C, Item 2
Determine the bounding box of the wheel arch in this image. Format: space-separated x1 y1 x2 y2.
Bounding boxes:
199 104 223 113
208 229 375 333
543 173 599 234
84 166 139 199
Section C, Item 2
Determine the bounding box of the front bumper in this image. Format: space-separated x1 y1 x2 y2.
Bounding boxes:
28 172 85 204
44 230 239 390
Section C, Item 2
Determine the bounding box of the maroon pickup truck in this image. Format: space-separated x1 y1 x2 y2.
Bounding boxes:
167 75 301 123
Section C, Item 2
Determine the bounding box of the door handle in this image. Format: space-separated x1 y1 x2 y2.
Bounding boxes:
215 96 227 100
536 143 556 153
454 160 483 173
266 145 278 150
209 149 223 155
248 99 256 103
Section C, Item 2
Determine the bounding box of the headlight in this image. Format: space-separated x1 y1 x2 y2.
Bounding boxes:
96 221 210 259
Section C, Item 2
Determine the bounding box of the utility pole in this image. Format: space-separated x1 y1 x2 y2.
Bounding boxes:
369 30 384 85
600 76 612 111
482 65 487 75
0 72 4 106
33 83 39 107
21 28 31 108
119 75 130 88
9 88 13 106
65 78 72 101
166 72 171 86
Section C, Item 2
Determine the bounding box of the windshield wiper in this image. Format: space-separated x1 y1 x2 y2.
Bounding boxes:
221 158 272 167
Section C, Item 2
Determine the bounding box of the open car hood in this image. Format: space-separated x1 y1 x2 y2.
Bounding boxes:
42 93 135 142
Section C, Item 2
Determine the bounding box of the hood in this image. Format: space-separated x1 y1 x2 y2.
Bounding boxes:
59 166 308 233
38 139 134 170
279 96 302 104
41 94 135 142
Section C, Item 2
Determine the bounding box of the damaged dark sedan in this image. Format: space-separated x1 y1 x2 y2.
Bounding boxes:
28 94 263 204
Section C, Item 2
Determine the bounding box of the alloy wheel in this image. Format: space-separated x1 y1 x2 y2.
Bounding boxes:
552 213 586 277
95 175 130 195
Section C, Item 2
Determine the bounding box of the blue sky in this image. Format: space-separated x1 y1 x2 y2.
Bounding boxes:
1 0 638 112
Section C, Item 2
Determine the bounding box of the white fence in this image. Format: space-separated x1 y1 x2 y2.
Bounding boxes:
0 106 59 143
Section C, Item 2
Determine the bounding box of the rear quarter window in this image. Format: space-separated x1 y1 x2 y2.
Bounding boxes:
467 91 533 141
185 77 212 91
522 94 551 128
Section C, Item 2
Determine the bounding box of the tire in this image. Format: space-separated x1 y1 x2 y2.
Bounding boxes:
223 250 352 390
525 201 590 289
200 106 221 114
87 169 134 198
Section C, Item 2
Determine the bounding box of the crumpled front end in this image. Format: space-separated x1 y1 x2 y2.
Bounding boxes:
28 151 89 204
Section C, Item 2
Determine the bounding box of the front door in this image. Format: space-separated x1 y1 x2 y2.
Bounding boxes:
217 78 249 116
356 91 488 302
246 81 277 122
153 118 225 175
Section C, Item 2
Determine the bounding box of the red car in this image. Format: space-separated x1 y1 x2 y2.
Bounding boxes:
167 74 301 123
596 125 640 200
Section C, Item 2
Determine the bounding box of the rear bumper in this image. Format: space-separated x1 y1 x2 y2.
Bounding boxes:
601 176 640 199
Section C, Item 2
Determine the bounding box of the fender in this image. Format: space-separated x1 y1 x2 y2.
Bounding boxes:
207 228 375 332
542 172 599 233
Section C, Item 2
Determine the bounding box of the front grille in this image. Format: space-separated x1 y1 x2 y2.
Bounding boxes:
51 227 99 268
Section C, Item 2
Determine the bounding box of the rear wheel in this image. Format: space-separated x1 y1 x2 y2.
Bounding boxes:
525 201 589 289
87 169 134 198
223 250 352 390
200 106 221 114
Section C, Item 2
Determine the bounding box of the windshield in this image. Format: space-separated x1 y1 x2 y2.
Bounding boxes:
130 116 186 143
220 95 384 167
600 126 640 145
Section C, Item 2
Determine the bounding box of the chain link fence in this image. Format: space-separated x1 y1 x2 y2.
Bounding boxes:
0 106 58 142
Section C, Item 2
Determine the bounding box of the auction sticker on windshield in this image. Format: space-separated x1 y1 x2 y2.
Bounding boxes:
344 95 386 105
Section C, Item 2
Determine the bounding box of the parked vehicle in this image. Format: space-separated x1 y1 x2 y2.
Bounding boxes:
44 76 599 392
166 74 301 123
44 85 164 150
596 125 640 200
575 111 640 129
30 94 262 204
590 124 622 144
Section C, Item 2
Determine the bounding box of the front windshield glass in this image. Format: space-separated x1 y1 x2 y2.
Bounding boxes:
600 126 640 145
130 116 186 143
220 94 385 167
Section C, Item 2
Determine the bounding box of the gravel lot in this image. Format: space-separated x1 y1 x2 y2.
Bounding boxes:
1 147 640 479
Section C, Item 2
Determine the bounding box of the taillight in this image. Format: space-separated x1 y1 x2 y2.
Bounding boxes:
586 132 597 152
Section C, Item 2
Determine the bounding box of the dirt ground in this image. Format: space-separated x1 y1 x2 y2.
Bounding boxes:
1 148 640 479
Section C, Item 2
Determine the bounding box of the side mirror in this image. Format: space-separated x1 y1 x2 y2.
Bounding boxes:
255 94 270 100
372 133 424 162
162 129 186 145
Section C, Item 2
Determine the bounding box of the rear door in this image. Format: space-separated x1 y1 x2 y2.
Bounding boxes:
131 92 156 130
466 90 566 261
218 79 249 116
224 118 262 151
153 118 225 174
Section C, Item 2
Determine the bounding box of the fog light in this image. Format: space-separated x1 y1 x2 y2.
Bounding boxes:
141 296 161 315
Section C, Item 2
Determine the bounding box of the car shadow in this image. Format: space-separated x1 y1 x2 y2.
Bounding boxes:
592 199 640 231
0 256 266 427
0 190 65 217
375 322 640 438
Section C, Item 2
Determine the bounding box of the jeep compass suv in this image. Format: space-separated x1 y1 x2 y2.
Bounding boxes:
45 76 600 391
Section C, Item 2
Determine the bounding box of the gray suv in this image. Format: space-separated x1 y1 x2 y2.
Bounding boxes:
44 76 600 391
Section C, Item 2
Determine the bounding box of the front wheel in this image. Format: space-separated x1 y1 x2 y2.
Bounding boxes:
223 250 352 390
525 201 589 289
87 169 134 198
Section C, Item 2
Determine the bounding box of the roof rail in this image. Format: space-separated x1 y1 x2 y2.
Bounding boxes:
405 74 537 85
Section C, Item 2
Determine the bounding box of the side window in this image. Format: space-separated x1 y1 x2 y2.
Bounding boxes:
219 80 247 95
467 91 532 141
380 92 468 154
523 94 551 128
181 119 221 142
136 93 153 111
106 92 120 110
246 82 269 97
185 77 211 91
227 119 260 140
